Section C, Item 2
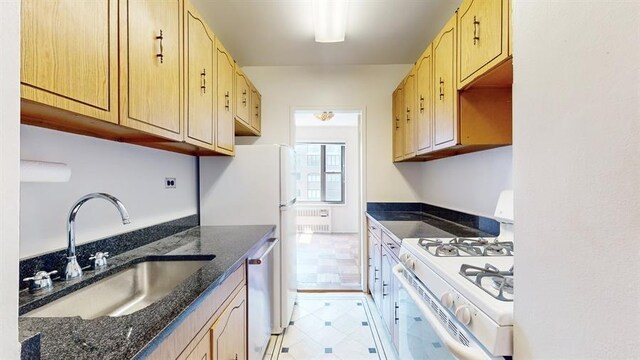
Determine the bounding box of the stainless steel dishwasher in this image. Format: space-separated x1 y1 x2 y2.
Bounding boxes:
248 237 278 360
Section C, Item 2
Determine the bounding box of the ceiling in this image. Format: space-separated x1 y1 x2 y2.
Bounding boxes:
295 111 359 127
191 0 460 66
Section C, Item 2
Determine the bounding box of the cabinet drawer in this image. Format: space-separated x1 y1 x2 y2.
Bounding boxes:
381 232 400 260
367 219 382 239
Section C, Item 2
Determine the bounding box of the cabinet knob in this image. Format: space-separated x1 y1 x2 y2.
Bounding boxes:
156 30 164 63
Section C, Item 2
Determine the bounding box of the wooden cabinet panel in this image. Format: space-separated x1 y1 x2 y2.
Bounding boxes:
215 41 235 154
250 87 262 134
416 45 433 154
381 246 394 336
392 85 405 162
371 236 383 313
212 287 246 360
186 331 211 360
234 66 251 125
433 14 458 151
120 0 183 141
367 232 376 294
403 68 417 158
185 2 215 149
21 0 118 124
458 0 510 88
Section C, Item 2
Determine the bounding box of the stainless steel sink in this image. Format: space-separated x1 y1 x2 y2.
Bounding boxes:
24 259 211 319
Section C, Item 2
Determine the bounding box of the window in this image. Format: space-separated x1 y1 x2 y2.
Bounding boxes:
295 143 345 203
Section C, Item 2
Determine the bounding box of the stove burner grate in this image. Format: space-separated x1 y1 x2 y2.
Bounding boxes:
459 263 514 302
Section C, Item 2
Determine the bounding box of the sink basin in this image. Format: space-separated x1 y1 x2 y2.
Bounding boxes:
24 258 212 319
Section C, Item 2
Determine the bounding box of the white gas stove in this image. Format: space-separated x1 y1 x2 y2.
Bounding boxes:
395 191 514 359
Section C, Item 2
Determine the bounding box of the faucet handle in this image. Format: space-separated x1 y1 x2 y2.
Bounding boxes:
23 270 57 293
90 252 109 269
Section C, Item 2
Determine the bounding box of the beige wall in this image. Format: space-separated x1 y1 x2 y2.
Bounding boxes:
0 1 21 357
513 1 640 358
241 65 424 203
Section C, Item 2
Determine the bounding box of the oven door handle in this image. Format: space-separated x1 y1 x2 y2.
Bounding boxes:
392 264 488 360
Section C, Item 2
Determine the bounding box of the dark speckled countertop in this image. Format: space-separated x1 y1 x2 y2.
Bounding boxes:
18 225 275 360
367 211 494 240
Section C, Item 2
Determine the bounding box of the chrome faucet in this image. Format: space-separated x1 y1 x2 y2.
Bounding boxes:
65 193 130 281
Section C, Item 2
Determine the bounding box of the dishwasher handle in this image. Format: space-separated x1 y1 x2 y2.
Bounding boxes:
248 238 279 265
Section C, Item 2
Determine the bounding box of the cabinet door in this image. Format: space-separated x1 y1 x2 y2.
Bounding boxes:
458 0 509 88
403 69 417 159
212 287 246 360
367 232 375 294
392 86 405 162
215 41 235 154
21 0 118 124
184 2 215 149
416 45 433 154
250 87 262 134
372 237 383 312
234 66 251 125
433 14 458 151
392 272 400 352
186 331 211 360
120 0 183 141
381 247 394 337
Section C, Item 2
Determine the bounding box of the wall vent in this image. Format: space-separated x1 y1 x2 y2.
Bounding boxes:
296 207 331 233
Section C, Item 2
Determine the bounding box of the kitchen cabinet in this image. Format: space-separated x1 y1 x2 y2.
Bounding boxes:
370 232 383 313
185 332 211 360
458 0 511 89
215 40 235 155
403 67 417 159
211 287 247 360
234 66 251 128
119 0 183 141
184 1 216 150
250 86 262 134
415 45 433 155
433 14 458 151
392 84 405 162
20 0 119 125
381 245 394 336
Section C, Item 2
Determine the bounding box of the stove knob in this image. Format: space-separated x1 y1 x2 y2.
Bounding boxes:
455 305 472 325
441 292 454 308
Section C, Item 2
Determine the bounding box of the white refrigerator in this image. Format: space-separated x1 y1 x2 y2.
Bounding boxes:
199 145 297 342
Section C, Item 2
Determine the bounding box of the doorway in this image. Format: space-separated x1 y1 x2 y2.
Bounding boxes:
293 110 362 291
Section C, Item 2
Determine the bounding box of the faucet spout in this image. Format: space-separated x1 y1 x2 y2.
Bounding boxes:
65 193 131 280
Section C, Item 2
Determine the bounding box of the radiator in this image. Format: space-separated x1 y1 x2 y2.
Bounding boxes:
296 207 332 233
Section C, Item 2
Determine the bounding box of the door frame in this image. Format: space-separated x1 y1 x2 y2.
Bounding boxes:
289 106 367 292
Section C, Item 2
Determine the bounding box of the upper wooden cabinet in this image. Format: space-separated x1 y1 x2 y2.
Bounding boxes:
184 1 216 150
458 0 511 89
119 0 183 141
234 65 251 126
392 85 405 162
416 45 433 155
21 0 119 124
433 14 458 151
211 287 247 360
215 40 235 155
403 68 417 158
250 85 262 134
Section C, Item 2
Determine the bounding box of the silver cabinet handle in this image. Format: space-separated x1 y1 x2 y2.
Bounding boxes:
248 238 278 265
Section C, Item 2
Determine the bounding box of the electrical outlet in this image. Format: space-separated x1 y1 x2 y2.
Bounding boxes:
165 177 176 189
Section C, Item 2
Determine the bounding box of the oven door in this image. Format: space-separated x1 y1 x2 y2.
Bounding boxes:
393 264 499 360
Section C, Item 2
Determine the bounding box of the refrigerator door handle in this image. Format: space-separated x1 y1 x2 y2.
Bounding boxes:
248 238 279 265
280 198 297 208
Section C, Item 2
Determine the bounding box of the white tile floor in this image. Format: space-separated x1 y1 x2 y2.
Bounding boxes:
264 293 397 360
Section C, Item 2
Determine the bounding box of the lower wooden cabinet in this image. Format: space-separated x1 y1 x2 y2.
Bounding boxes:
186 332 211 360
211 287 247 360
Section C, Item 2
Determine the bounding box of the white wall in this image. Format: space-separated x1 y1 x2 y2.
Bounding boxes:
513 2 640 358
0 1 21 357
297 125 359 233
418 146 513 217
20 126 198 258
241 65 424 202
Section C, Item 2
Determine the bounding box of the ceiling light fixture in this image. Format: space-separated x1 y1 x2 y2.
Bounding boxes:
314 0 348 43
314 111 335 121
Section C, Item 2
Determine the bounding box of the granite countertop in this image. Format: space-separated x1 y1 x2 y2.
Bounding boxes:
367 211 494 240
19 225 275 360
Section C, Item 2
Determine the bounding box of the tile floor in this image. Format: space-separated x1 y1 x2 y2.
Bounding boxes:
263 293 397 360
297 233 361 290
